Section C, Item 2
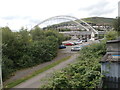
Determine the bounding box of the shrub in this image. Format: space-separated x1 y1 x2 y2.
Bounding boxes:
105 31 118 40
42 42 106 88
2 27 66 80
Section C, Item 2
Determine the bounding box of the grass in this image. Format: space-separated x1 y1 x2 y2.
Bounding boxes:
82 17 115 25
4 55 71 88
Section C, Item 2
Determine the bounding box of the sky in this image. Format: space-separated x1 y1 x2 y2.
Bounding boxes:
0 0 119 31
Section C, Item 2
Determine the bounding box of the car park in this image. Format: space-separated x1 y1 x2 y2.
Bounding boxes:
59 45 66 49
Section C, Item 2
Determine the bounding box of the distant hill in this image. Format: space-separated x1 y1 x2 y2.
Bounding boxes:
44 17 116 30
81 17 116 26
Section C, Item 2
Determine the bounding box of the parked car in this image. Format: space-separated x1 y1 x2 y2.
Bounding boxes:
82 39 87 42
77 39 82 42
71 46 81 51
64 42 74 46
59 45 66 49
74 41 82 45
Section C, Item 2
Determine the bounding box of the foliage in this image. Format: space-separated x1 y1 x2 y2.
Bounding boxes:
104 17 120 41
58 28 71 32
113 17 120 32
82 17 115 26
1 26 66 80
42 42 106 88
105 31 118 40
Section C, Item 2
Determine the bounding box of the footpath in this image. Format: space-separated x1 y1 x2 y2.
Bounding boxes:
14 54 78 88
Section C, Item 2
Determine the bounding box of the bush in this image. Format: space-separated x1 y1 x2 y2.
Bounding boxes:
1 27 66 80
113 17 120 32
105 31 118 40
2 56 14 81
42 42 106 88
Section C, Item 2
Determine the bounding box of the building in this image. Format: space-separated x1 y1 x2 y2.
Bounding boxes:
57 25 85 31
59 31 105 40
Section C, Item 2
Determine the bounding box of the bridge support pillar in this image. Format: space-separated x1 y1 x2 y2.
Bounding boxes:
90 32 95 41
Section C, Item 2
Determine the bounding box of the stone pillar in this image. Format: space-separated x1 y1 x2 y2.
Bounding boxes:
91 31 95 41
100 39 120 88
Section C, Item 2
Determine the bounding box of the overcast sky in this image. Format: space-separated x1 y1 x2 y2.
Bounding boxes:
0 0 119 31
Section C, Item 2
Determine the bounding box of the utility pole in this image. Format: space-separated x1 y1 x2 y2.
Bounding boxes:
0 28 3 89
0 64 3 89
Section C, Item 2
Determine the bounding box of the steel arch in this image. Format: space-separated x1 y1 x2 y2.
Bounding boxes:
34 15 98 34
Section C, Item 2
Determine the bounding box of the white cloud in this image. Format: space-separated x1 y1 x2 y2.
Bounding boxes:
0 0 119 31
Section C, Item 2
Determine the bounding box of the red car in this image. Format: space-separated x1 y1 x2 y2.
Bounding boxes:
64 42 74 46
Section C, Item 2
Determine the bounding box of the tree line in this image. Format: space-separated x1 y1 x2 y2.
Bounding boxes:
1 26 69 81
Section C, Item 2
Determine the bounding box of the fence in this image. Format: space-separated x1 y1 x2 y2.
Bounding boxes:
102 76 120 88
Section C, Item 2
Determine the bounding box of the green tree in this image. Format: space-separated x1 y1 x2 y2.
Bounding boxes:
2 27 15 44
1 27 16 80
44 30 65 45
30 26 45 41
19 27 31 44
1 26 67 80
113 17 120 32
105 31 118 40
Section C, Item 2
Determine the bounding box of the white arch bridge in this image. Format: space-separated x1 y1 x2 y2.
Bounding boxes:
34 15 99 41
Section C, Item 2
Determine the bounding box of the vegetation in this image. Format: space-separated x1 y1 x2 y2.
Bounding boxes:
41 41 106 88
105 31 118 40
113 17 120 35
1 15 118 88
103 16 120 41
1 26 68 81
58 28 71 32
82 17 115 26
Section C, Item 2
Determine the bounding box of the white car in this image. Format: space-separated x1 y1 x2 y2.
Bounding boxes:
74 41 82 45
82 39 87 42
71 46 81 51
